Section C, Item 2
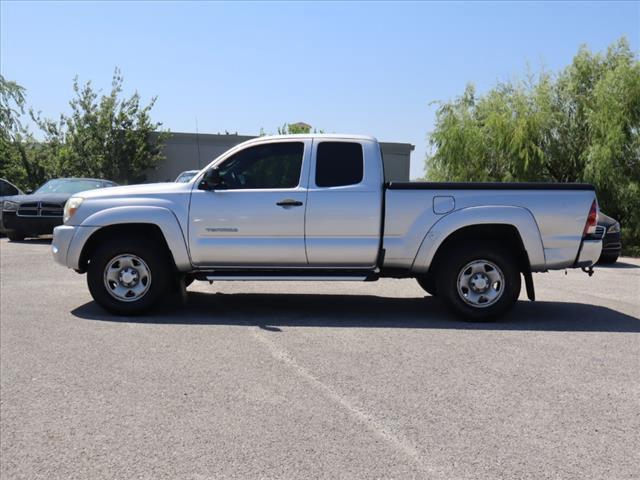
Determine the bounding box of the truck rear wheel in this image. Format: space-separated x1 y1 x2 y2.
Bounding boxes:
87 237 170 315
437 243 521 321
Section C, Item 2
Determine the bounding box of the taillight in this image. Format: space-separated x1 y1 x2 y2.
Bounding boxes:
583 200 598 237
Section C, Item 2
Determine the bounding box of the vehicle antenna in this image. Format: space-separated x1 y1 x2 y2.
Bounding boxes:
195 116 202 169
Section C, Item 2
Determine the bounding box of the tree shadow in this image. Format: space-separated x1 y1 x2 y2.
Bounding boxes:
71 292 640 333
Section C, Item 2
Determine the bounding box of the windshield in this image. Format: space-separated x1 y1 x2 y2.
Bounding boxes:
35 179 107 194
175 171 198 183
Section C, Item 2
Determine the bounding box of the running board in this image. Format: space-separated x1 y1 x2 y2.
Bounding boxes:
204 275 368 282
196 269 378 282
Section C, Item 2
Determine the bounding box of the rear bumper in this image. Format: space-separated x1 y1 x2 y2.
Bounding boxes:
574 238 603 268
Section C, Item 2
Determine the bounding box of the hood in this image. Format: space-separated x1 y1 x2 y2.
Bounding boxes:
79 181 192 199
598 212 618 227
3 192 73 205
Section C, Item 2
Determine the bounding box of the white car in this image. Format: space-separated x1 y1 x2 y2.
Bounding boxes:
174 170 199 183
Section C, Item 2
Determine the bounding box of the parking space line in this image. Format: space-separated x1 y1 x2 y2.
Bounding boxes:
249 326 449 479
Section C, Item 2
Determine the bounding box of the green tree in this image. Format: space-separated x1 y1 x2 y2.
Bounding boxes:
33 68 168 184
425 38 640 254
259 122 324 135
0 75 47 189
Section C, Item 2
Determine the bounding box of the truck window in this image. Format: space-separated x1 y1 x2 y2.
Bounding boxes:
315 142 363 187
218 142 304 189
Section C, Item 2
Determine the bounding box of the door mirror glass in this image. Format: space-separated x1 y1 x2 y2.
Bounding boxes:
199 168 224 191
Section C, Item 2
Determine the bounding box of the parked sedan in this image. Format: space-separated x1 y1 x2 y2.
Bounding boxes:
0 178 24 235
2 178 117 241
597 212 622 264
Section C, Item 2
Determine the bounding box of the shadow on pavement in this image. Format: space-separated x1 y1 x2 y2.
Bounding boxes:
3 237 52 245
71 292 640 333
597 261 639 269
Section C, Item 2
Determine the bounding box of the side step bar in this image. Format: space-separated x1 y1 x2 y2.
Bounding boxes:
205 275 368 282
196 269 378 282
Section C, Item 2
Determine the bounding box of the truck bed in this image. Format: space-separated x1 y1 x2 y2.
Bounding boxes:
387 182 596 191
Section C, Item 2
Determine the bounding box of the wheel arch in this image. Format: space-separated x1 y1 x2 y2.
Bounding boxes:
78 223 174 272
412 206 546 276
70 206 191 272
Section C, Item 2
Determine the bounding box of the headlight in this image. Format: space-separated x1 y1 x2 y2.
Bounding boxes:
63 197 84 223
2 201 18 212
608 222 620 234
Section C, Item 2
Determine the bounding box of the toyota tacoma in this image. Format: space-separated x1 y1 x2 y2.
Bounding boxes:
51 134 603 320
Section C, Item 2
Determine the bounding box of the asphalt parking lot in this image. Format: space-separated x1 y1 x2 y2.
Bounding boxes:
1 238 639 479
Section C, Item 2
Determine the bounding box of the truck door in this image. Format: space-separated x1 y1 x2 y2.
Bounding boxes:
188 139 311 266
304 139 384 267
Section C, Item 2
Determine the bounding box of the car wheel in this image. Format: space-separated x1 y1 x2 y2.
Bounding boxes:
87 237 170 315
598 253 619 264
7 232 25 242
437 243 521 321
415 275 437 296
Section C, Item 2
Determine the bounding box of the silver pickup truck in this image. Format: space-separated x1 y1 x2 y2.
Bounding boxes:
52 134 603 320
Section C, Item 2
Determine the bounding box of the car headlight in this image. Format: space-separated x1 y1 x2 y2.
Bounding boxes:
63 197 84 223
608 222 620 234
2 201 18 212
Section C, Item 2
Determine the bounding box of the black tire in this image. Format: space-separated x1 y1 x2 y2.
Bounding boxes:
87 237 171 315
598 253 619 264
7 232 25 242
415 275 438 296
437 243 521 321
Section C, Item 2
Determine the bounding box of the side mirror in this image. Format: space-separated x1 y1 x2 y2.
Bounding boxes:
25 189 33 195
198 168 224 191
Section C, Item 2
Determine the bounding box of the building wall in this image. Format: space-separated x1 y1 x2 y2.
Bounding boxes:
146 132 413 182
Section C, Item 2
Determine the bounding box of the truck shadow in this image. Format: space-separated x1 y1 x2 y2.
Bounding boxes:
597 261 639 269
71 292 640 333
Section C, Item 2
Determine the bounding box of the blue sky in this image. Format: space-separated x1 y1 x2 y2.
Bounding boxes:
1 1 638 178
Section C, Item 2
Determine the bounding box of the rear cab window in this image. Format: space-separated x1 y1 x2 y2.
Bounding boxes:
315 142 364 187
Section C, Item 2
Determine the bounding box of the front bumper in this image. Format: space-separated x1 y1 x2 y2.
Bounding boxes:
3 211 63 236
52 224 100 270
51 225 77 267
574 238 603 268
601 231 622 254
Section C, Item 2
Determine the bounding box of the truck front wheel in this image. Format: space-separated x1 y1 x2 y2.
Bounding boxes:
415 275 437 296
437 243 521 321
87 238 170 315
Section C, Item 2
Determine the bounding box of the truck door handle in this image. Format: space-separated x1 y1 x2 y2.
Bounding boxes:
276 199 303 207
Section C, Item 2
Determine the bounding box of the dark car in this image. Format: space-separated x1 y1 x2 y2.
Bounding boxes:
597 212 621 264
2 178 117 241
0 178 24 235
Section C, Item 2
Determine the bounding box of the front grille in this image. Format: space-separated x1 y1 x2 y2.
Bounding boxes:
40 202 64 217
17 201 64 217
17 202 39 217
595 226 606 238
